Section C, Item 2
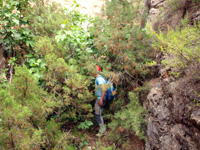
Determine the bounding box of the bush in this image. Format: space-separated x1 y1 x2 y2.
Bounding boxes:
26 1 97 124
108 92 146 144
0 0 152 148
0 0 34 58
27 0 70 37
90 0 153 90
149 21 200 71
0 66 56 149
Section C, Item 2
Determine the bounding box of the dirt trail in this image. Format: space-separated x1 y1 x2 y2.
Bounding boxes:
82 131 144 150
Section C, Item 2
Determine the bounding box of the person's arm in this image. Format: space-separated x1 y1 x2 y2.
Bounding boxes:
96 76 107 107
99 90 106 107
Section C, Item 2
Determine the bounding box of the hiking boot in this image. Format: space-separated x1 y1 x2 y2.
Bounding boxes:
96 131 107 137
96 125 107 137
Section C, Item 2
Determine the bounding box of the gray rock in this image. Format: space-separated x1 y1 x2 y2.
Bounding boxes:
148 8 160 22
191 110 200 126
170 124 198 150
150 0 165 7
156 105 170 120
146 117 160 149
160 134 181 150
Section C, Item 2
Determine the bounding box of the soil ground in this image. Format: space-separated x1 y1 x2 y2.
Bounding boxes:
83 131 144 150
63 122 144 150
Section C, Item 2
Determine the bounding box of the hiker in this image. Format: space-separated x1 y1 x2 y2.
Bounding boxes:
94 65 107 136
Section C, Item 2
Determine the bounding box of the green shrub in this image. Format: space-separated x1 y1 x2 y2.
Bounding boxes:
108 92 146 143
89 1 152 137
0 0 152 148
0 66 55 149
90 0 153 91
27 0 70 37
0 66 77 149
149 22 200 70
26 2 97 124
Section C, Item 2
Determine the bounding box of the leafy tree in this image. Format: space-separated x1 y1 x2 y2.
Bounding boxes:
90 0 153 91
0 0 34 55
26 2 97 125
26 0 70 37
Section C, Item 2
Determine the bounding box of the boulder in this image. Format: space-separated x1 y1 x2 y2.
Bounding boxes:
191 110 200 127
145 76 200 150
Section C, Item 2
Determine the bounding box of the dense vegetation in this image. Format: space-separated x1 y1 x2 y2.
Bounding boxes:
0 0 199 149
148 18 200 78
0 0 151 149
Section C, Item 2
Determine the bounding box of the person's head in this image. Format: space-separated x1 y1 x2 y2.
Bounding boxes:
96 65 101 72
90 65 101 77
88 64 102 77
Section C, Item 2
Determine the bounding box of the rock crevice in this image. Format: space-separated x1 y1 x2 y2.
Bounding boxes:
144 73 200 149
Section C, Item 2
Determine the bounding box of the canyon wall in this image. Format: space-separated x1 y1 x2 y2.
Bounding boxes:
144 0 200 149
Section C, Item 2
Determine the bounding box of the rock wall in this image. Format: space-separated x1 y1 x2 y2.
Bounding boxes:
143 1 200 149
145 0 200 32
144 71 200 150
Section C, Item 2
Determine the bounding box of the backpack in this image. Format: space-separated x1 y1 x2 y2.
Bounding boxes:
96 75 116 101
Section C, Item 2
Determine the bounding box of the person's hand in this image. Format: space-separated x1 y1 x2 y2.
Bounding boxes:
99 99 103 107
90 90 94 93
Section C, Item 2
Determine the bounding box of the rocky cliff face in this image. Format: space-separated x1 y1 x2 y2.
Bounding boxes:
144 0 200 149
145 0 200 31
144 72 200 150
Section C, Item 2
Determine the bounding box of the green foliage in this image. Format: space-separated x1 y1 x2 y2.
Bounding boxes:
0 66 53 149
91 0 153 91
26 1 96 124
0 0 151 148
8 57 17 66
149 22 200 70
93 138 117 150
90 1 151 143
25 53 46 81
0 0 34 53
0 69 8 88
78 119 94 130
27 0 70 37
193 99 200 107
44 119 76 149
108 92 146 143
193 91 200 106
0 66 77 149
79 136 89 148
55 5 94 59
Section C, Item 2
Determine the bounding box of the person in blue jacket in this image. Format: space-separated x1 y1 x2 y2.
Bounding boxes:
94 65 107 136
